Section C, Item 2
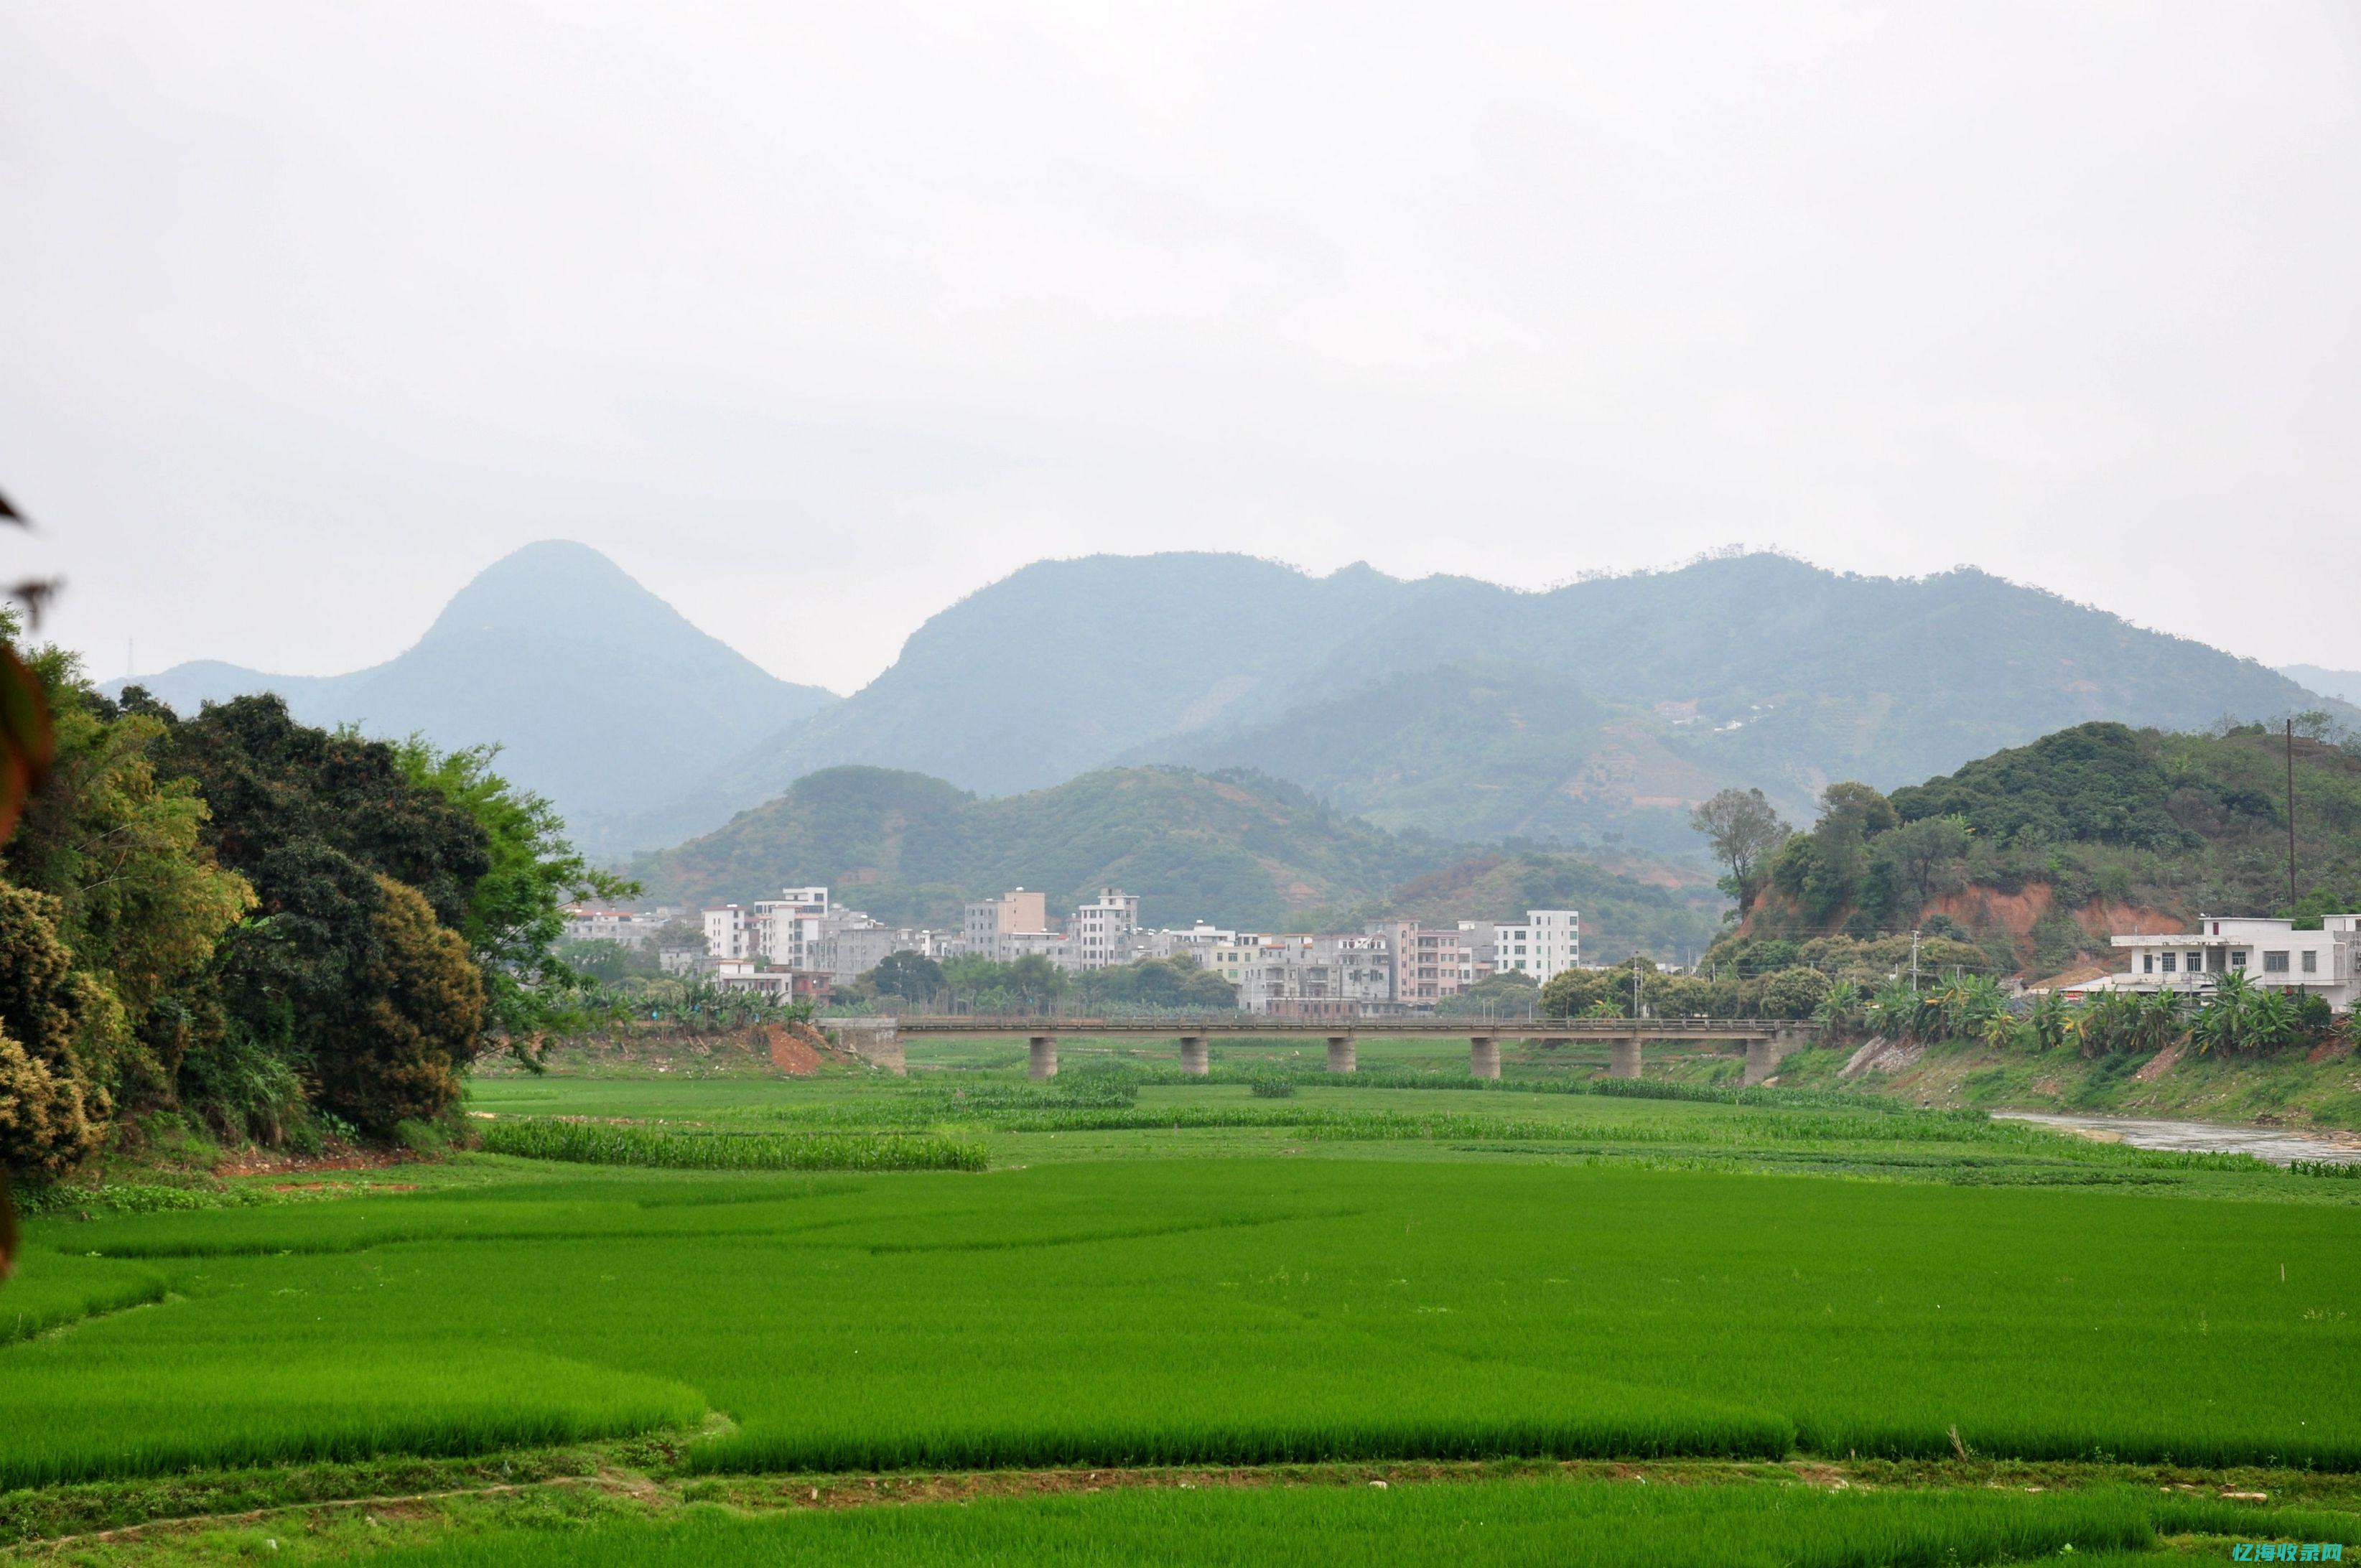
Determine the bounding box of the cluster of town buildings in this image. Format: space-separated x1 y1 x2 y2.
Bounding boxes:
561 887 1582 1017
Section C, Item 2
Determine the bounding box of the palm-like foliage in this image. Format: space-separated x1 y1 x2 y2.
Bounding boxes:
1865 979 1924 1040
2190 971 2253 1056
1812 980 1864 1038
1978 1006 2025 1052
2244 988 2299 1053
1927 973 2007 1040
2026 991 2083 1054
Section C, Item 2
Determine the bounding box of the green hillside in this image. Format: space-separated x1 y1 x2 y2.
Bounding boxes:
1387 850 1727 966
1727 720 2361 974
1150 663 1739 854
633 765 1454 930
632 764 1726 958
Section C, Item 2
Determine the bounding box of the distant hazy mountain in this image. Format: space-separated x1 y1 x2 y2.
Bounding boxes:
108 542 837 852
641 551 2351 853
626 554 1466 846
630 762 1725 960
2281 665 2361 706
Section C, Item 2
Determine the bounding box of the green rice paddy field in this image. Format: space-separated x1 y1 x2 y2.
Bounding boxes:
5 1032 2359 1565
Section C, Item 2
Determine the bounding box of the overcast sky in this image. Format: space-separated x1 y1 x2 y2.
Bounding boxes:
5 2 2357 695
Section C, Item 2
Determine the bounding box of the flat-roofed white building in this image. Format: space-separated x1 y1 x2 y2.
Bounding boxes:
1458 910 1580 983
2110 914 2361 1012
702 904 758 961
1063 888 1141 971
1234 933 1394 1016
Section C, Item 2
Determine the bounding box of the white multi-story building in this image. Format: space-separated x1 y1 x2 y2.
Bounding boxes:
1063 888 1141 971
753 887 833 968
702 904 759 962
1233 933 1395 1017
1458 910 1580 983
2109 914 2361 1012
561 905 681 948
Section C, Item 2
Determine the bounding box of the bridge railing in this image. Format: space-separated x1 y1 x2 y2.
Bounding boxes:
863 1014 1815 1033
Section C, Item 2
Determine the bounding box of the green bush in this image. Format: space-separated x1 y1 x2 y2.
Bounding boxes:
480 1118 984 1172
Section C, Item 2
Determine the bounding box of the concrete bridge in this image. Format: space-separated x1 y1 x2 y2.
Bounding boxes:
826 1016 1818 1086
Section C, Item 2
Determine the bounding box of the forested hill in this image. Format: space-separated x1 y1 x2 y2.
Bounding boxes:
629 764 1727 958
1728 721 2361 976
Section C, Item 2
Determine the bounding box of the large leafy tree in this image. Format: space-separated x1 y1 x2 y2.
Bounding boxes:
4 658 254 1098
1687 788 1792 910
0 883 113 1176
132 694 496 1134
391 739 635 1055
322 876 485 1132
865 950 945 1003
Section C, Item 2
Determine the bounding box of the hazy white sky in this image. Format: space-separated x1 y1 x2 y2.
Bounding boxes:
6 2 2358 694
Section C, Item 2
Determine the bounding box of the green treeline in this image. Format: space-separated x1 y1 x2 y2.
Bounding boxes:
0 652 621 1177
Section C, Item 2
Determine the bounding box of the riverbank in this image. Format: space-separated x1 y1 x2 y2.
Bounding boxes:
1756 1037 2361 1133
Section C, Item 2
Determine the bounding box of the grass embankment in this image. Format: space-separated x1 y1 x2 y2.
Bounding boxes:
1764 1038 2361 1130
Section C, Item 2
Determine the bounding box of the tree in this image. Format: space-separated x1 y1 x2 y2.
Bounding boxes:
315 875 485 1134
4 660 253 1098
1881 814 1973 910
1540 965 1616 1018
867 950 945 1003
140 694 496 1139
392 739 635 1055
1688 788 1792 910
1750 966 1830 1020
0 882 116 1176
1440 969 1540 1017
1812 979 1863 1038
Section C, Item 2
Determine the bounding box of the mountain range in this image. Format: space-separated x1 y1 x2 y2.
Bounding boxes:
115 542 2357 868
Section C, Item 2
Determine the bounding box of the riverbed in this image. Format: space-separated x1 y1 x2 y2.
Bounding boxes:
1996 1109 2361 1166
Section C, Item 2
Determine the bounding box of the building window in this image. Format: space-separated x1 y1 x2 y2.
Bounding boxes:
2230 951 2249 969
2302 950 2319 974
2262 951 2290 974
2159 953 2175 973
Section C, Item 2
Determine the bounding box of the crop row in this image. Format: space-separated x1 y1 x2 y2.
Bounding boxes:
351 1480 2359 1568
478 1119 984 1172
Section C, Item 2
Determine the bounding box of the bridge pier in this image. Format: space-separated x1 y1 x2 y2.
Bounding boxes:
1610 1036 1644 1080
1743 1028 1805 1087
1178 1035 1209 1076
1326 1035 1357 1074
1468 1036 1501 1079
1028 1035 1058 1081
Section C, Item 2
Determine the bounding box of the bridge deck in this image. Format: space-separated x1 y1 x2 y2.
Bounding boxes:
856 1016 1810 1040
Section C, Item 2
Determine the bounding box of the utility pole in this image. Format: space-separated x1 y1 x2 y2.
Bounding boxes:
1910 929 1921 994
2288 718 2299 910
1631 953 1642 1018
